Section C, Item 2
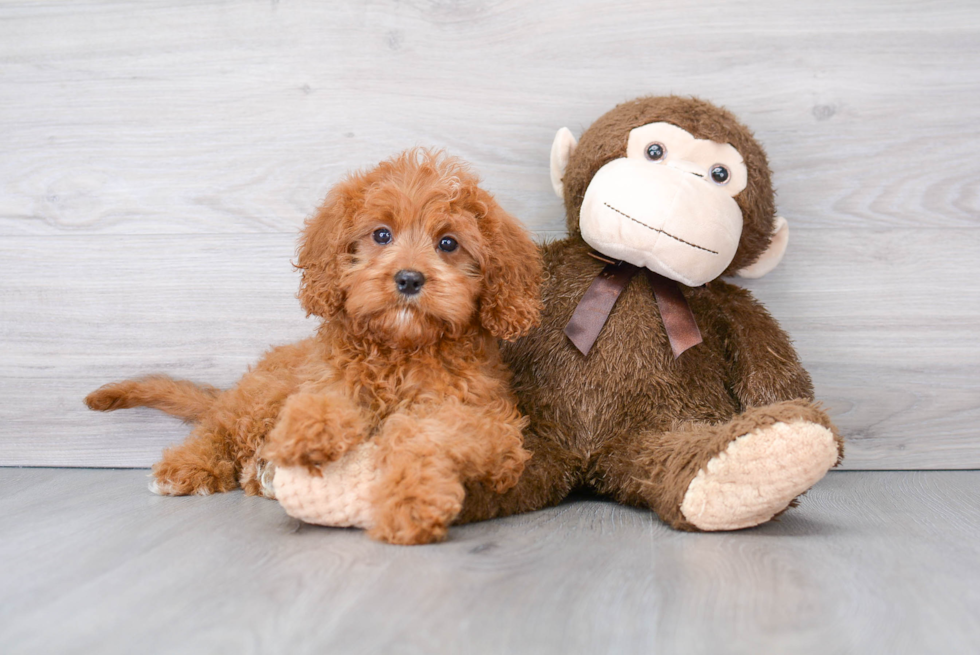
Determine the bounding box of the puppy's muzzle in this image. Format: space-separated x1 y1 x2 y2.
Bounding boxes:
394 269 425 296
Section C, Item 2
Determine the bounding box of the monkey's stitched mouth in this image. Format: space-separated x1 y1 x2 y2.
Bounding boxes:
602 203 719 255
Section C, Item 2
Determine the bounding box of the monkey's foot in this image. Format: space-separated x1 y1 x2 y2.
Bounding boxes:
679 420 838 531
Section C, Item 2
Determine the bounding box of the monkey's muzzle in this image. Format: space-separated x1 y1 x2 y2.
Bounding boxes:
579 158 743 286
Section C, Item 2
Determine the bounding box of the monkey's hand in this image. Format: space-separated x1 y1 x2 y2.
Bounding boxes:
715 282 815 408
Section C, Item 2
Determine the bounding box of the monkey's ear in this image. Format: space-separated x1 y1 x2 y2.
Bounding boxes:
550 127 578 199
736 216 789 278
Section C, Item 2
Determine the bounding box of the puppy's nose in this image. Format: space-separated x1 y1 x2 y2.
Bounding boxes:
394 269 425 295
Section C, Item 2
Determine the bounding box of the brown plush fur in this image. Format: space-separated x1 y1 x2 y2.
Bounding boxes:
86 149 541 545
457 97 844 529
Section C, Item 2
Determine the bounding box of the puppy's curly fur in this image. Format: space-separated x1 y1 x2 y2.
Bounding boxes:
86 149 542 544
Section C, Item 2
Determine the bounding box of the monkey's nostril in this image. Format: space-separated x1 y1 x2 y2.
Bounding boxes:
394 269 425 295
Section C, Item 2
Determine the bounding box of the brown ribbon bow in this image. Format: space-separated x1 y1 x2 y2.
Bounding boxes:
563 255 703 359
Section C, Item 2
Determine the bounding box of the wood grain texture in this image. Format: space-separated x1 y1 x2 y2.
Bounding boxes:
1 468 979 654
3 229 978 468
1 0 979 467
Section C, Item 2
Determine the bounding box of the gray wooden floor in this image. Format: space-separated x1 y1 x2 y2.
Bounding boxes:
1 469 978 655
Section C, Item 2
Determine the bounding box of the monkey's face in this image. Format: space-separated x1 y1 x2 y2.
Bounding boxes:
553 97 789 282
577 122 748 286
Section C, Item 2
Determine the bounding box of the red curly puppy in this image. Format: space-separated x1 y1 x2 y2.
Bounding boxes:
86 149 542 544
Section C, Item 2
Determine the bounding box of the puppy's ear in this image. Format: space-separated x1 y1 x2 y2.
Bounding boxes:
297 179 360 319
471 190 542 341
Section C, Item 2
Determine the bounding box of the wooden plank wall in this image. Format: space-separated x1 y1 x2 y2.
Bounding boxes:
2 0 978 468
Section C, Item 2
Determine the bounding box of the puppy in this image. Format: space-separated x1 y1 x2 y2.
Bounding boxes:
86 149 542 544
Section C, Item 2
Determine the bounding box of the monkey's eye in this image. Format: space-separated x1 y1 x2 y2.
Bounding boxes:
438 236 458 252
710 165 731 185
645 142 666 161
372 227 392 245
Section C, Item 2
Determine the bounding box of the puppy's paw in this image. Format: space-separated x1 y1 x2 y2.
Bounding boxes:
149 459 236 496
486 446 530 493
148 477 178 496
369 486 465 545
265 393 369 473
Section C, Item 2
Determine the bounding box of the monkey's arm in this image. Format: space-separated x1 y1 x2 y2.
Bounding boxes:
713 283 814 408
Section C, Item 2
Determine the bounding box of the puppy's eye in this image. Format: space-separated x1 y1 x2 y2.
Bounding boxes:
438 236 458 252
373 228 392 245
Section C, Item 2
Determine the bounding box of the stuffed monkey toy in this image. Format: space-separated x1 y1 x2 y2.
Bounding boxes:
458 95 844 531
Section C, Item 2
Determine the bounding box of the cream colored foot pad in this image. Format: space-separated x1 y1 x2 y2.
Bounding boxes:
680 420 838 531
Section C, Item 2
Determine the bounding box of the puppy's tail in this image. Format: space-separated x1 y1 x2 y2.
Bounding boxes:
85 375 222 423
